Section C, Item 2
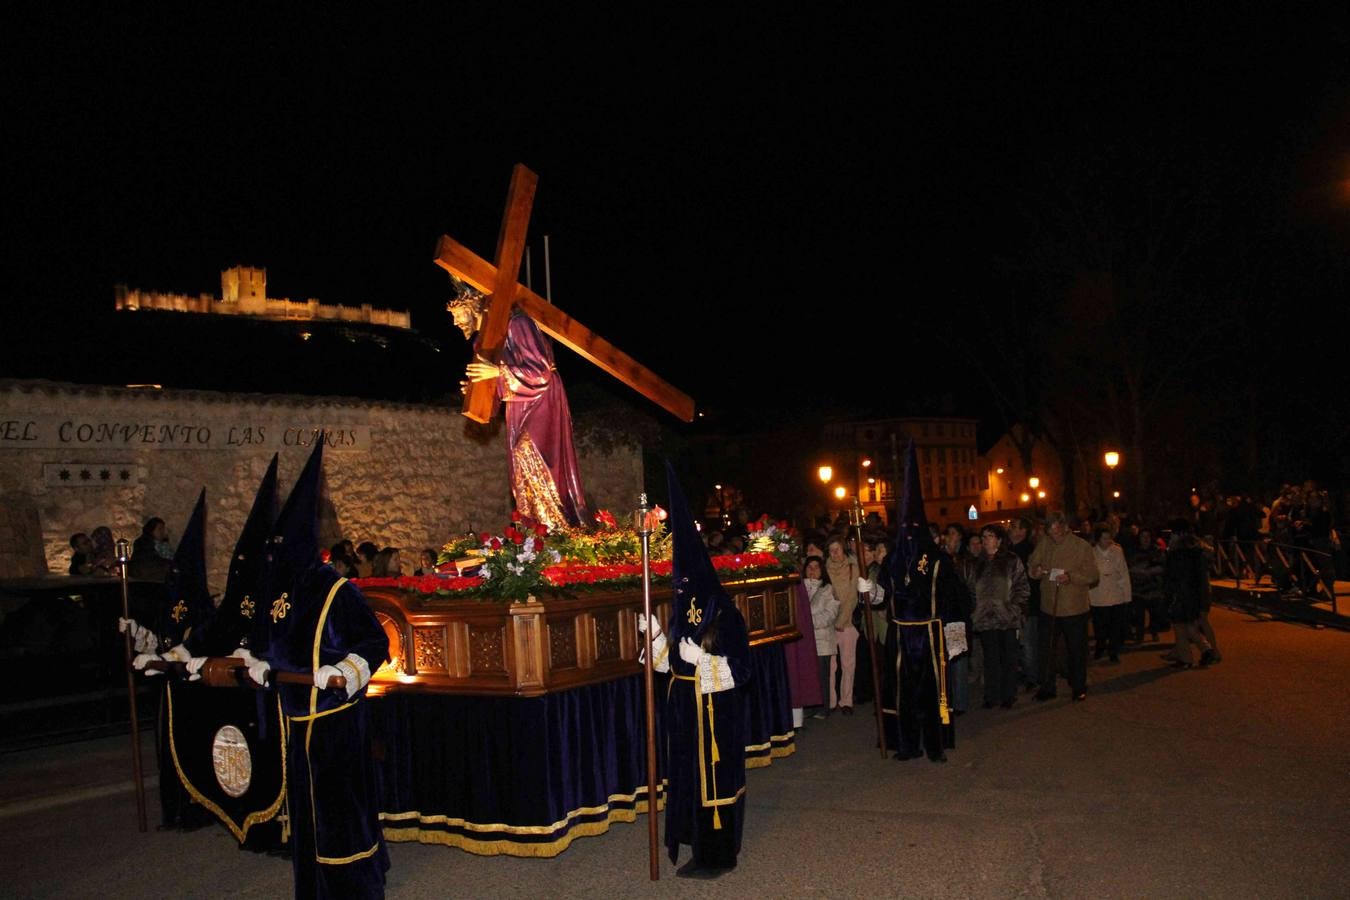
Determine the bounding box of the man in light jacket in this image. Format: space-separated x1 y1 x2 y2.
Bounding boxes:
1028 511 1099 702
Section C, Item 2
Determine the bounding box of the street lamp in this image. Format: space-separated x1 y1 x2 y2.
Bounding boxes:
818 465 833 484
1028 477 1041 519
1103 451 1120 511
833 486 847 500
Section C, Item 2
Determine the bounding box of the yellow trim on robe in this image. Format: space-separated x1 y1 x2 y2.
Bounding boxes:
310 577 348 717
165 682 287 843
673 672 747 809
317 841 382 866
286 700 357 722
302 577 363 866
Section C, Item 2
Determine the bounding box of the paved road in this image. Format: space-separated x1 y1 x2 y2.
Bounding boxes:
3 604 1348 898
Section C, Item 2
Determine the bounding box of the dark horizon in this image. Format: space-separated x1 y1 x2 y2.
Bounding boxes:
5 5 1349 495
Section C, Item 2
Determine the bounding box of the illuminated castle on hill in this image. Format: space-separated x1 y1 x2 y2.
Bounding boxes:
114 265 411 330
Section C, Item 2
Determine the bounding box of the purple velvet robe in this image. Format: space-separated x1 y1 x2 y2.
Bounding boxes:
492 313 589 526
784 582 822 708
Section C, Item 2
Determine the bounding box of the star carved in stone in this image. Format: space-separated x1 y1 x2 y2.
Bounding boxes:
58 469 71 481
99 469 111 481
119 470 131 481
79 469 91 481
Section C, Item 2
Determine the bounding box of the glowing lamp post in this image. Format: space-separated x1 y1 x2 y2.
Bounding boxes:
1028 477 1041 519
1103 451 1121 512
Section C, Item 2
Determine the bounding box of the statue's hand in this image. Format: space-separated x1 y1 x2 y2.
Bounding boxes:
465 360 500 383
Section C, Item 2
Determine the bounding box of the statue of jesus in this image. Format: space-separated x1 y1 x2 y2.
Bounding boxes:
447 282 589 530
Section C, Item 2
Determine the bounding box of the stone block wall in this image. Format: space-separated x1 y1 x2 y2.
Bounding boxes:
0 380 642 593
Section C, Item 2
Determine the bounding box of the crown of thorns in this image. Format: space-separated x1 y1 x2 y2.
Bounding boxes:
446 276 488 314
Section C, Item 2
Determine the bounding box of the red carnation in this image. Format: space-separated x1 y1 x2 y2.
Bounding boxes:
778 520 789 530
511 510 522 522
490 538 502 551
479 532 491 544
534 523 548 537
512 532 525 545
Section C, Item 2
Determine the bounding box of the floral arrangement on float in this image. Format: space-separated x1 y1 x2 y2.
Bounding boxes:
745 516 801 569
355 508 792 602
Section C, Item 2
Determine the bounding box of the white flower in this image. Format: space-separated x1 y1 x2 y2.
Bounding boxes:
551 549 563 563
480 567 493 581
778 542 790 552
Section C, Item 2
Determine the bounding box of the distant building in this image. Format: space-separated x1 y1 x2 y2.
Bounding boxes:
114 265 411 330
823 416 984 527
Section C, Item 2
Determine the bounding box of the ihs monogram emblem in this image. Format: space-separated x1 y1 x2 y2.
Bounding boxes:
170 598 188 623
686 597 702 627
239 595 255 620
916 553 929 575
270 592 290 623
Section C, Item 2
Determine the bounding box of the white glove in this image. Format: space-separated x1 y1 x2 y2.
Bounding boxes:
119 617 158 654
246 658 271 688
678 637 704 667
133 652 161 673
231 648 270 687
315 664 345 692
185 657 207 681
636 613 662 637
162 644 191 664
857 577 874 594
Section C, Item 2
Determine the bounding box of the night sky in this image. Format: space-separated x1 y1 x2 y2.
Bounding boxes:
5 6 1349 484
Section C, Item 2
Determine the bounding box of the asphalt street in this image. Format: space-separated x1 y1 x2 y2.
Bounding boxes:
2 604 1347 898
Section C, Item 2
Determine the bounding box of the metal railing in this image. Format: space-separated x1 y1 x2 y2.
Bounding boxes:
1209 538 1340 614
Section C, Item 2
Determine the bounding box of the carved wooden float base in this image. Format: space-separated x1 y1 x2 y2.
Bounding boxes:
362 573 801 698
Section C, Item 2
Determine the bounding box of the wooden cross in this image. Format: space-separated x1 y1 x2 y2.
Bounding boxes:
435 164 696 424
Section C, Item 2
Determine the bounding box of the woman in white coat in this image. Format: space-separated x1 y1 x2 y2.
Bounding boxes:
803 555 840 720
1089 525 1132 663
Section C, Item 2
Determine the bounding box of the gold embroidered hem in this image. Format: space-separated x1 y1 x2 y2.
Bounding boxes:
511 432 567 531
166 684 287 843
379 784 668 858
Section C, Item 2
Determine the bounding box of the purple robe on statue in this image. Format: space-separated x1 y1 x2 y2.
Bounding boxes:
784 582 823 708
489 312 589 528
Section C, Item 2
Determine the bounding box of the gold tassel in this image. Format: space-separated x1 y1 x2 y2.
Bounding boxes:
707 691 722 828
707 694 720 762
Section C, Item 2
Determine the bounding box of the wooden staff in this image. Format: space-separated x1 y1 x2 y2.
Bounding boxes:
143 657 347 691
116 539 148 832
850 498 887 757
637 493 660 881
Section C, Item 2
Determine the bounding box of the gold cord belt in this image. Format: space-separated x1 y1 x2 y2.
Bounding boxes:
890 615 951 724
669 671 725 828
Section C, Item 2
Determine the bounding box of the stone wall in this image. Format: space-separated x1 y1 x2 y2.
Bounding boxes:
0 380 642 592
